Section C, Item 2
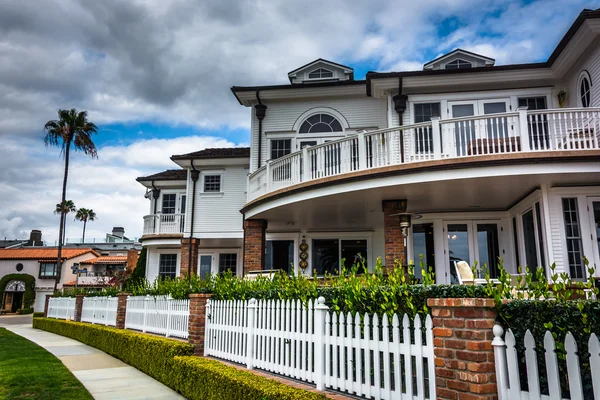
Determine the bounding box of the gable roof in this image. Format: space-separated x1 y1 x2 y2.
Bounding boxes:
136 169 187 182
0 248 99 261
287 58 353 76
423 48 495 69
79 256 128 265
171 147 250 160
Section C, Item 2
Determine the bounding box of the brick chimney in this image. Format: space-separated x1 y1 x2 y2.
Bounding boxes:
112 227 125 238
28 230 42 246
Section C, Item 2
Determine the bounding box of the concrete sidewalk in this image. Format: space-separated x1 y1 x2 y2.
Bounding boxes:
1 320 184 400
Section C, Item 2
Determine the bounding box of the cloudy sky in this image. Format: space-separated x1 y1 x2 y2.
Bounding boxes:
0 0 595 243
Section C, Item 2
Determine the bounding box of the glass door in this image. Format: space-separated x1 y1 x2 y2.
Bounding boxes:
198 254 214 280
474 223 500 278
448 102 476 157
412 223 435 281
445 222 474 284
478 99 511 146
588 198 600 271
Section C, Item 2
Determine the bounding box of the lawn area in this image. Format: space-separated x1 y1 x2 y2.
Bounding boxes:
0 328 92 400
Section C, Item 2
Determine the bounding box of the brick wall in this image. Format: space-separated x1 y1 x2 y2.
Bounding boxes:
427 298 498 400
382 200 407 268
188 294 211 355
243 219 267 275
180 238 200 278
74 294 84 322
115 293 130 329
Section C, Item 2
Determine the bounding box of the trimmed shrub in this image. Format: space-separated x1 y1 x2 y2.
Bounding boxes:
17 308 33 314
170 356 327 400
34 318 328 400
32 312 44 318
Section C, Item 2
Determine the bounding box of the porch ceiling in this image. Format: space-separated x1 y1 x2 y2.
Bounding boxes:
257 171 600 232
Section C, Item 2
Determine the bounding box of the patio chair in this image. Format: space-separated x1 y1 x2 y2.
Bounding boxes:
454 261 500 285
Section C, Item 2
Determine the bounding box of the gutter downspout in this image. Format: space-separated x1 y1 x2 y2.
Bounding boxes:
151 182 160 233
392 78 408 164
255 91 267 169
188 161 200 280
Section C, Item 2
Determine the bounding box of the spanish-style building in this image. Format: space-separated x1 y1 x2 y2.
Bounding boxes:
138 9 600 285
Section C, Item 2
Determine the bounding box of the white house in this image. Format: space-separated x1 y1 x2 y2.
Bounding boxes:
139 9 600 285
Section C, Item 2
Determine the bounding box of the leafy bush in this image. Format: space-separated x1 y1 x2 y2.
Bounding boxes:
125 247 147 290
127 274 210 299
34 318 327 400
53 287 121 297
170 356 327 400
17 308 33 314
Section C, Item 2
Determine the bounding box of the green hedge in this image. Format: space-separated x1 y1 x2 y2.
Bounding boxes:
33 318 327 400
32 312 44 318
17 308 33 314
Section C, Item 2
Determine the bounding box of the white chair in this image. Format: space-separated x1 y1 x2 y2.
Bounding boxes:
244 269 282 280
454 261 498 285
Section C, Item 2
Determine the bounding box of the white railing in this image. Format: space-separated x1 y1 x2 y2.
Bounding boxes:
81 296 118 326
124 295 190 339
47 297 76 320
492 325 600 400
205 297 435 399
247 108 600 202
142 213 185 235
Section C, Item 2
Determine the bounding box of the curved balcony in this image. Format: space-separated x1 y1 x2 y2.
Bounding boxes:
142 213 185 236
247 108 600 204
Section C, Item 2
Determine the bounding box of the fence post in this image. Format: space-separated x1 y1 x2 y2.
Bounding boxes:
313 296 329 391
115 293 129 329
431 117 442 159
517 106 530 152
357 132 367 170
427 298 498 400
43 295 53 318
74 295 84 322
246 298 257 370
492 325 508 400
104 297 111 326
188 294 212 355
166 298 172 338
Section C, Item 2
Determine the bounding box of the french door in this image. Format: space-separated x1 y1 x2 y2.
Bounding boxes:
588 198 600 270
444 221 502 283
198 254 215 280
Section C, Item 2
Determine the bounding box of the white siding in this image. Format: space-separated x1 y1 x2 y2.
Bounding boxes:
34 291 53 312
562 39 600 108
250 95 387 171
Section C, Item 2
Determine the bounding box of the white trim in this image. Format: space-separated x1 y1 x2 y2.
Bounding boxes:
157 250 180 279
292 107 350 132
578 70 592 108
202 171 223 194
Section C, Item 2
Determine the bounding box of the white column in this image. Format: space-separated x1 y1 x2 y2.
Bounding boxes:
246 298 257 370
265 161 271 192
431 117 442 159
357 132 367 170
313 296 329 391
301 146 309 182
517 106 530 152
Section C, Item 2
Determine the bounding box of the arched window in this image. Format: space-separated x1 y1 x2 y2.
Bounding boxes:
579 71 592 108
308 68 334 79
299 114 343 133
445 59 472 70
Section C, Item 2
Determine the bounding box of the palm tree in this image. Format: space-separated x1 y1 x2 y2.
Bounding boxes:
45 109 98 291
75 208 96 243
54 200 77 244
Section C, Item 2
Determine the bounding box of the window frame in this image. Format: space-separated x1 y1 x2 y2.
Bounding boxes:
308 233 372 276
299 113 344 134
562 197 586 280
578 71 592 108
270 138 292 161
307 68 334 80
161 193 177 214
158 253 178 280
39 262 58 279
218 253 238 274
444 59 472 70
203 174 222 193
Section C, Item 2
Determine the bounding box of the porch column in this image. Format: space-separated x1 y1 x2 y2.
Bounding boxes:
243 219 267 275
180 238 200 278
382 199 407 268
74 294 84 322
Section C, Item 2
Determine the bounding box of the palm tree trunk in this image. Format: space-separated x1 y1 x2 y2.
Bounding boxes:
55 143 70 292
82 219 87 243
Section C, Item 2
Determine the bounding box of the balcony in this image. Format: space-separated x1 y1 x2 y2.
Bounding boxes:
248 108 600 202
142 213 185 236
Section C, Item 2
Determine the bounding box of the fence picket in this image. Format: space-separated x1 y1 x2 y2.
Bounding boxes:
565 333 584 400
524 330 541 399
589 334 600 400
402 314 413 399
544 331 561 400
414 314 425 400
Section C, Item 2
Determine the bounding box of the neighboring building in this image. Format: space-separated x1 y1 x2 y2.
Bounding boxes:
62 251 138 290
139 9 600 285
0 248 99 312
0 230 44 249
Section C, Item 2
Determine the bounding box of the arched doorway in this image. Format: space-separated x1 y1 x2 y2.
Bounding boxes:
3 280 25 313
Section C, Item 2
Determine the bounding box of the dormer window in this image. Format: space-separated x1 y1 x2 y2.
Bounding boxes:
308 68 334 79
445 59 472 70
299 114 343 133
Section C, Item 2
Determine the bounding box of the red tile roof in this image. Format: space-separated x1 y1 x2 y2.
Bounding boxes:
79 256 127 265
0 248 99 261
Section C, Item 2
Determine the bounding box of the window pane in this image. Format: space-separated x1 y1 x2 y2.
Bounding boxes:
218 253 237 274
477 224 500 278
522 210 539 270
414 103 440 123
562 198 585 280
204 175 221 192
307 115 321 125
341 240 367 272
413 223 435 280
309 122 333 133
162 194 176 214
271 139 291 160
330 119 343 132
313 239 339 276
265 240 294 274
448 224 469 284
159 254 177 279
299 114 343 134
199 255 212 280
518 97 547 110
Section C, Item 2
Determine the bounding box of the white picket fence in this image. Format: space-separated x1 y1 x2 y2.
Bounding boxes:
493 325 600 400
47 297 76 320
124 295 190 339
81 296 118 326
205 297 436 400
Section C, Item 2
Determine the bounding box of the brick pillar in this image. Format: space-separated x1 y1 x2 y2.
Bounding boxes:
382 200 407 268
74 295 84 322
115 293 130 329
243 219 267 275
188 294 211 355
43 295 53 318
180 238 200 278
427 298 498 400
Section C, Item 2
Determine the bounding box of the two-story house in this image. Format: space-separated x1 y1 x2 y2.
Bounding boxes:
139 9 600 285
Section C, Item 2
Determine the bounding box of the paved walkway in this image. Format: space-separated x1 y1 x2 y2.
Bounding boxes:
0 317 184 400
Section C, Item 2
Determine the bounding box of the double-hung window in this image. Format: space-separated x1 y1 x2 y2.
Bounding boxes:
204 175 221 192
562 198 585 280
158 254 177 279
218 253 237 274
39 263 57 278
161 194 176 214
270 139 291 160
